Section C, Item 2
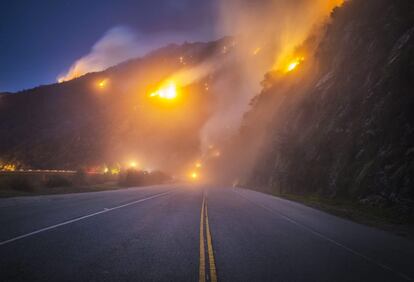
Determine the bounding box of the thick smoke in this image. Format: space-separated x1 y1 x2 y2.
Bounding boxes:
216 0 343 70
58 0 343 149
197 0 345 184
58 26 207 82
199 0 344 151
54 1 344 179
58 27 140 82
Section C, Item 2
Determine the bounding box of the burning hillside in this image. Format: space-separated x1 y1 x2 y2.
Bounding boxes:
0 39 233 179
1 0 413 209
212 0 414 211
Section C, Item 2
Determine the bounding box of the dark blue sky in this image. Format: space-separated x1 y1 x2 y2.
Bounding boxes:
0 0 217 92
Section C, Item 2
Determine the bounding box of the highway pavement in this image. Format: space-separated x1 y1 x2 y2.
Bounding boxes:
0 185 413 281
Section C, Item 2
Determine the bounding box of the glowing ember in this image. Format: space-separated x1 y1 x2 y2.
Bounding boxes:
97 79 108 89
149 81 178 100
253 47 262 56
286 57 305 72
190 171 199 180
2 164 16 172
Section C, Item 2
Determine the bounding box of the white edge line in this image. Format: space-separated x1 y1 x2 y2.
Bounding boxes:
233 188 413 281
0 191 172 246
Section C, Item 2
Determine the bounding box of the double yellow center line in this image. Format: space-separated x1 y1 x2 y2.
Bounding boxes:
199 193 217 282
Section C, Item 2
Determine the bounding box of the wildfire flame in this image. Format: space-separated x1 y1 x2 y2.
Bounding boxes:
286 57 305 73
190 171 199 180
149 81 178 100
1 164 16 172
97 79 108 89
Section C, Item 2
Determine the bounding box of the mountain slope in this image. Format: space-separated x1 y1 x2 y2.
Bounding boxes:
240 0 414 210
0 39 228 172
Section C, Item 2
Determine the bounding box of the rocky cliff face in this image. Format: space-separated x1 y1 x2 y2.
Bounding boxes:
244 0 414 209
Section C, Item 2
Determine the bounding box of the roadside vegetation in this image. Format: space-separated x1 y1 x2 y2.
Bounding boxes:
268 191 414 240
0 169 172 198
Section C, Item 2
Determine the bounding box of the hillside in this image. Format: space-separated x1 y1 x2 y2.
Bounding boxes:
0 39 230 173
1 0 413 215
234 0 414 213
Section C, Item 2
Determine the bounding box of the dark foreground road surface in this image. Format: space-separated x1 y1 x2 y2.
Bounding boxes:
0 185 413 282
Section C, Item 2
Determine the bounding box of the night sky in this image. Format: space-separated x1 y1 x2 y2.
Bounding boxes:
0 0 217 92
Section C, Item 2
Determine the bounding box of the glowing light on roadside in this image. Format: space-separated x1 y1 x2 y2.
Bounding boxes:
129 161 138 168
111 168 120 175
190 171 199 180
149 81 178 100
1 164 16 172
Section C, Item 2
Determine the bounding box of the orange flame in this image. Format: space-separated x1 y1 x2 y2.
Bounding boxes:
149 81 178 100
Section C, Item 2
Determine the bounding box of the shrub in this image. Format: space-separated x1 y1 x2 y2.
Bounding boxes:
119 169 148 187
73 169 87 185
119 169 171 187
8 176 36 192
45 175 72 188
147 170 171 184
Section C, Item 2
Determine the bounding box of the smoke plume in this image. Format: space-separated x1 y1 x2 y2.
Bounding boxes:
58 26 207 82
199 0 344 151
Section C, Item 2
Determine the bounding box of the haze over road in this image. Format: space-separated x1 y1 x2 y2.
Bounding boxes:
0 185 413 282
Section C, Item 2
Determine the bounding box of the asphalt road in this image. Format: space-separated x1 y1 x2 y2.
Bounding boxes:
0 185 413 282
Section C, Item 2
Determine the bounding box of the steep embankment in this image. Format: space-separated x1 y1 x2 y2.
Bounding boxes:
246 0 414 212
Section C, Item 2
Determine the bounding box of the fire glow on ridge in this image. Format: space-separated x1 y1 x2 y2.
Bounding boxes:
286 57 305 73
149 81 178 100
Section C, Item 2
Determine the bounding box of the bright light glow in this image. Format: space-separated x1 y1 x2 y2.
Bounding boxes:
190 171 199 180
97 79 108 89
129 161 138 168
111 168 120 175
253 47 262 56
2 164 16 171
195 162 202 168
287 62 299 72
286 57 305 73
149 81 178 100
